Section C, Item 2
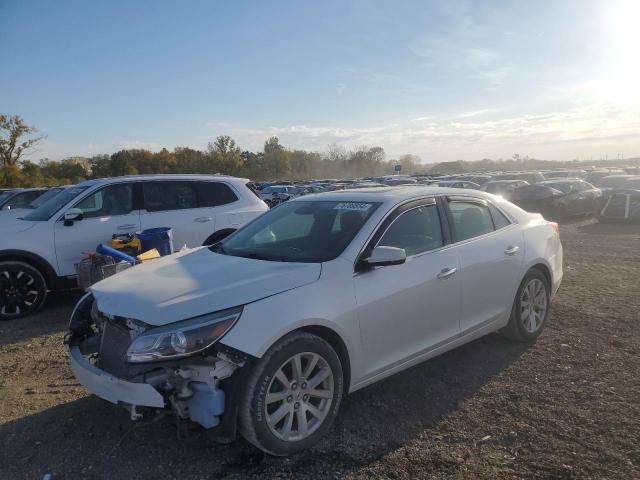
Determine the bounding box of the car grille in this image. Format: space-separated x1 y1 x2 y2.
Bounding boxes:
97 320 132 378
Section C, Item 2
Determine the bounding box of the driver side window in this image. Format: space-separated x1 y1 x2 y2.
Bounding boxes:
378 204 443 256
75 183 134 219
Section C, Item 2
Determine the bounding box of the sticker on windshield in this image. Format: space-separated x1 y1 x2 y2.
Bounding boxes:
333 202 372 211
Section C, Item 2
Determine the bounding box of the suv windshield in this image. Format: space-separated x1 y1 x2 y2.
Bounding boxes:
23 185 90 221
214 200 380 262
26 187 64 209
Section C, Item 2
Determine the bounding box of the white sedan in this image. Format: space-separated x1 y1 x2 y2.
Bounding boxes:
67 186 563 455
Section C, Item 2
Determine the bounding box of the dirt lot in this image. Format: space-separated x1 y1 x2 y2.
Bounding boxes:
1 219 639 479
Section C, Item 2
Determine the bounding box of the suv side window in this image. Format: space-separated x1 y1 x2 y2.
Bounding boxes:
75 183 134 219
448 200 495 241
378 204 443 256
143 181 198 212
195 181 239 207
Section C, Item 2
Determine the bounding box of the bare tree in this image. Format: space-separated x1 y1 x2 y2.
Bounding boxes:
0 115 46 166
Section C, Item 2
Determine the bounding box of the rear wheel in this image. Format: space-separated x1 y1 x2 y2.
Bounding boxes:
500 269 550 342
0 261 47 320
238 331 344 455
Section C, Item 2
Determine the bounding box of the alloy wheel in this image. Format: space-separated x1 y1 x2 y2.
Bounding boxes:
264 352 334 442
520 278 547 333
0 269 40 317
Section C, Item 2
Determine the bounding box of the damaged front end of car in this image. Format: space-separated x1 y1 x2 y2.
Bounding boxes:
65 293 253 439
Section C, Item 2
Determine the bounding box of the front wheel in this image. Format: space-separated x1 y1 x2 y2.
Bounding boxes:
238 331 344 455
0 261 47 320
500 269 550 342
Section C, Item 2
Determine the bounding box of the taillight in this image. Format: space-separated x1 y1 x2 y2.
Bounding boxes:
548 221 560 235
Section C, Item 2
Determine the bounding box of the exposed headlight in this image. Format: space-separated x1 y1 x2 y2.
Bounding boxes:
126 307 242 363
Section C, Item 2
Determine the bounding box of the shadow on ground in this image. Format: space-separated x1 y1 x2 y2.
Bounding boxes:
0 333 529 479
0 290 83 346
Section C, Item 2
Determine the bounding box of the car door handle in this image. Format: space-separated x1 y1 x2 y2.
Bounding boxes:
117 224 138 230
437 267 457 279
194 217 213 223
504 245 520 256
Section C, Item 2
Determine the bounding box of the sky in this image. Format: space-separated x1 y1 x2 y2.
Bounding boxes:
2 0 640 163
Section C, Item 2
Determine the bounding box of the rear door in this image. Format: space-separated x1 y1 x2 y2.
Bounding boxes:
54 182 140 276
193 180 243 237
443 196 524 334
139 180 214 249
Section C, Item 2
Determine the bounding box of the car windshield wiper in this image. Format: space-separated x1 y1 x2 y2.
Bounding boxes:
229 250 285 262
209 243 226 255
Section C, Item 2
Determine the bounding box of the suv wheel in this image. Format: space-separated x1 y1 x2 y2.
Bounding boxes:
238 331 344 455
0 261 47 320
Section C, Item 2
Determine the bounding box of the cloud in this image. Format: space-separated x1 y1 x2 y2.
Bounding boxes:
118 140 164 150
223 103 640 161
336 83 346 95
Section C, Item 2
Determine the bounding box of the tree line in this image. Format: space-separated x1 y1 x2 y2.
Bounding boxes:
1 115 423 187
2 115 638 187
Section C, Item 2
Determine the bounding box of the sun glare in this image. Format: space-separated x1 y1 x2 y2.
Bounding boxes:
600 0 640 104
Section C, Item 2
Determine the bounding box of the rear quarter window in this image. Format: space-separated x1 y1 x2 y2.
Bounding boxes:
194 182 239 207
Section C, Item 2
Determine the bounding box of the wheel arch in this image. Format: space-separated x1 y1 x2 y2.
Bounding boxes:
0 250 57 289
294 324 352 394
528 262 552 289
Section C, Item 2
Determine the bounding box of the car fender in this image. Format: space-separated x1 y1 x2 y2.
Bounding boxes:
521 223 563 296
219 259 362 388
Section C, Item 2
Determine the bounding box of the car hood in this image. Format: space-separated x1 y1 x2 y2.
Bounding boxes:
91 247 322 326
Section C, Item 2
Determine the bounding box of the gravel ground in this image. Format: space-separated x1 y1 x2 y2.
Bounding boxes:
1 219 639 479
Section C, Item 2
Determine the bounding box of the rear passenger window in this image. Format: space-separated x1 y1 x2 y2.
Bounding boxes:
489 204 511 230
378 204 443 256
143 182 198 212
195 182 239 207
448 201 494 241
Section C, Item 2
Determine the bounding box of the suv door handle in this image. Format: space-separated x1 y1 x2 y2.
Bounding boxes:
504 245 520 256
437 267 457 279
194 217 213 223
117 224 138 230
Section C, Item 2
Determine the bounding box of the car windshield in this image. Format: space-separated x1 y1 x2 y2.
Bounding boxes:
26 188 63 209
0 191 14 205
541 182 572 194
23 185 90 221
213 200 380 263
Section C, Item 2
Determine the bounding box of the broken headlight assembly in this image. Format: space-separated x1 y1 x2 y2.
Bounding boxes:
126 307 242 363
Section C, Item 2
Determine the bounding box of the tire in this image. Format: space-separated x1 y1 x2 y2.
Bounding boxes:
238 331 344 456
0 261 48 321
500 268 550 342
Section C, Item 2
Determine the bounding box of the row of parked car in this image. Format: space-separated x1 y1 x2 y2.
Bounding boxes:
254 167 640 222
0 175 269 320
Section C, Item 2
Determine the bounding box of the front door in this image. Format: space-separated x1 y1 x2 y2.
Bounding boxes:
54 182 140 276
354 198 461 380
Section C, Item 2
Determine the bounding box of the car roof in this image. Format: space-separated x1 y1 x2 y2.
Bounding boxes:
485 179 526 184
80 174 250 187
540 178 583 184
289 185 498 205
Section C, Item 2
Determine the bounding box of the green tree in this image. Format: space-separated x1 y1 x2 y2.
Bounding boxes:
0 115 46 166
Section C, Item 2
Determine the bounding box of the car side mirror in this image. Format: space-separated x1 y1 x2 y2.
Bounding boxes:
358 246 406 270
63 208 84 226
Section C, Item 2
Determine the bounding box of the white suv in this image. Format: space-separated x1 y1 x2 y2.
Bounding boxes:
0 174 268 320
